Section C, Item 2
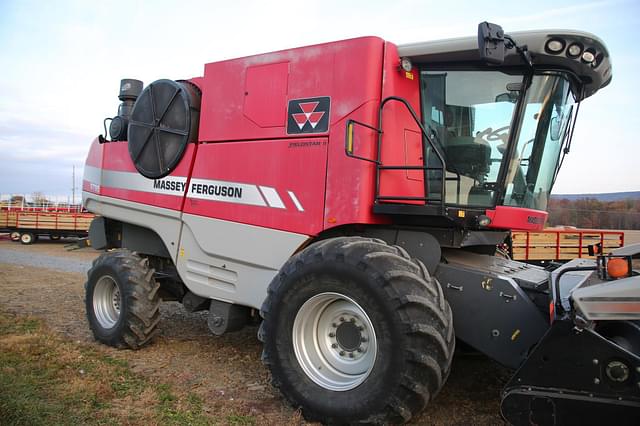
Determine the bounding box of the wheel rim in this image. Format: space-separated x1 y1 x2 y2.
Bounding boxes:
292 292 377 391
10 232 20 241
93 276 122 329
20 234 31 244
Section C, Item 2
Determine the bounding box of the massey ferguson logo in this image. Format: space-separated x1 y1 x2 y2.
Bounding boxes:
287 97 330 134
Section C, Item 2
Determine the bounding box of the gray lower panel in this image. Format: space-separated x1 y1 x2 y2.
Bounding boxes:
436 251 550 369
83 191 182 262
177 213 309 309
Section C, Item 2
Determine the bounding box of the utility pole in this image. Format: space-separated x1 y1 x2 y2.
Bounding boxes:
72 165 76 206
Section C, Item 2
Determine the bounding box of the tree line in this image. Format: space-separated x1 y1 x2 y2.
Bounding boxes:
548 198 640 230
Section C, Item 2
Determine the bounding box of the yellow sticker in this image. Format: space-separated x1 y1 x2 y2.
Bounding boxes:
405 71 414 80
458 210 466 218
179 247 185 257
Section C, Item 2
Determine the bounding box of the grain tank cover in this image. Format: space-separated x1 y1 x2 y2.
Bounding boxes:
127 79 200 179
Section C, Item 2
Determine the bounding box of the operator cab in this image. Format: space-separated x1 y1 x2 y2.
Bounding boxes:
387 24 611 230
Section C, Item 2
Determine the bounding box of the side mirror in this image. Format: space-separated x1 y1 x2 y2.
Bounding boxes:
478 21 505 64
495 92 518 103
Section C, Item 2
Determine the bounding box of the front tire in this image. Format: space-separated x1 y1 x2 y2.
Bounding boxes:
260 237 454 424
85 249 161 349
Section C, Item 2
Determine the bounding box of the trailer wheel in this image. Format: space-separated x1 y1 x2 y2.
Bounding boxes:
10 231 20 242
85 249 161 349
260 237 454 424
19 232 36 245
50 234 61 241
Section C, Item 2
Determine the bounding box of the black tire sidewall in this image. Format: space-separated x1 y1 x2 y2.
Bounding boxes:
85 263 131 345
268 259 405 420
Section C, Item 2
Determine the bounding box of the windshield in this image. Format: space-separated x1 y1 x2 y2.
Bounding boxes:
502 75 575 211
421 70 575 210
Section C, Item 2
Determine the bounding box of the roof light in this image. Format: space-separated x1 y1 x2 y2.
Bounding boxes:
567 43 582 58
582 50 596 64
545 39 565 54
400 57 413 72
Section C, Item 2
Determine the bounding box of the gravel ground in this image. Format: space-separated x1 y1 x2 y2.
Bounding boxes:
0 247 93 273
0 239 510 424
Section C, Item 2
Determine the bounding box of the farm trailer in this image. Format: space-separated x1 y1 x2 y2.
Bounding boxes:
0 206 94 244
81 22 639 424
510 228 625 263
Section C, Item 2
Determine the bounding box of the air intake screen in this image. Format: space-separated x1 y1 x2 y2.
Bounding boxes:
128 79 200 179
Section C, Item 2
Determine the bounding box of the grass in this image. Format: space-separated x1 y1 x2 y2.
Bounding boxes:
0 312 256 425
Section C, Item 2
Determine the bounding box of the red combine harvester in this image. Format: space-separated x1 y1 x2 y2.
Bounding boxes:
82 22 639 424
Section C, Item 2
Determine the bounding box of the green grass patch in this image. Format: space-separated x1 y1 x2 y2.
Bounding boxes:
0 312 216 425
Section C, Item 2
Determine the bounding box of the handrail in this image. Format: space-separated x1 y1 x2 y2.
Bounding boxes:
376 96 447 215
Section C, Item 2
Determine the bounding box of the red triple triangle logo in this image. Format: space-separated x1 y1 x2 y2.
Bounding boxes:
292 102 325 130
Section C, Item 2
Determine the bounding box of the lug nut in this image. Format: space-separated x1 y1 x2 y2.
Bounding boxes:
339 351 345 356
349 353 355 358
332 323 337 328
350 318 355 322
357 347 363 353
361 337 367 342
329 332 335 338
331 344 338 349
340 317 345 322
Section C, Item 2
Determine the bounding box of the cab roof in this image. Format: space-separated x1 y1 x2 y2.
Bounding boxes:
397 29 612 100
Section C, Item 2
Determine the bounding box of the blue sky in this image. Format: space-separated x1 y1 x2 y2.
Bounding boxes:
0 0 638 200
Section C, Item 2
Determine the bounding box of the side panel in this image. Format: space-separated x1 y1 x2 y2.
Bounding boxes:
83 193 184 263
198 37 384 143
435 250 549 368
183 138 328 235
98 142 197 211
378 42 424 203
177 213 308 309
197 37 390 231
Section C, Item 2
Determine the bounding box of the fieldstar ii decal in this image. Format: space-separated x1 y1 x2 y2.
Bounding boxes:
286 97 330 134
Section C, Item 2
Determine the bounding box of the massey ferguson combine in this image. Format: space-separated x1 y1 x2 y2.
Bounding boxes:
82 22 639 424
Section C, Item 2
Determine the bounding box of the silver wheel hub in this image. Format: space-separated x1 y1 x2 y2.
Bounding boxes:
93 276 122 329
292 292 377 391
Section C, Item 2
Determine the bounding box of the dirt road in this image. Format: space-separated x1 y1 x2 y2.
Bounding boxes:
0 238 509 425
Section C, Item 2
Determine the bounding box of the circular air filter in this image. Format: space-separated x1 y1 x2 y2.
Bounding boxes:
128 79 201 179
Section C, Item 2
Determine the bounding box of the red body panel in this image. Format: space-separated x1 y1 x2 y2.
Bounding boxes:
83 140 197 211
197 37 390 232
486 206 548 231
378 42 423 203
184 138 328 235
84 37 548 236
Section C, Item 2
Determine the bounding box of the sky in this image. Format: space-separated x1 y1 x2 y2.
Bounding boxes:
0 0 638 201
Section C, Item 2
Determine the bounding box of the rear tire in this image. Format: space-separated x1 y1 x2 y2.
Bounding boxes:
85 249 161 349
19 232 35 245
10 231 20 242
260 237 454 424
